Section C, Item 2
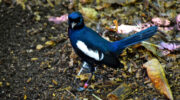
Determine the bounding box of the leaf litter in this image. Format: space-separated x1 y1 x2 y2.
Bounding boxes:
0 0 179 100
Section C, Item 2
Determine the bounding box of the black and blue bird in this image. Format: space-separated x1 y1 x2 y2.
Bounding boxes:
68 12 157 88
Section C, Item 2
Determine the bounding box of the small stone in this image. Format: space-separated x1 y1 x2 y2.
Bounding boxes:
83 98 88 100
6 82 10 86
36 44 44 50
26 49 33 53
41 37 46 41
51 27 55 30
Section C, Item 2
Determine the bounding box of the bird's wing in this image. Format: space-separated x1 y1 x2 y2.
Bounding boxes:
76 27 111 61
76 40 105 61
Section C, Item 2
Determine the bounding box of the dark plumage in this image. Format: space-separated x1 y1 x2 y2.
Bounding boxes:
68 12 157 88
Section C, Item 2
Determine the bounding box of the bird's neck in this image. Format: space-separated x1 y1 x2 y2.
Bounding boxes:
69 23 85 30
69 25 85 32
68 26 83 37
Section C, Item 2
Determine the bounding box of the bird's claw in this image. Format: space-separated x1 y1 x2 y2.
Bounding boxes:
77 87 85 92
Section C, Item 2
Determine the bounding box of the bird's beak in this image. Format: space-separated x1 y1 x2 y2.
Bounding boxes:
71 22 76 29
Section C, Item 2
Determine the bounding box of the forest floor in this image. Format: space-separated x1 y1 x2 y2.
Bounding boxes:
0 1 179 100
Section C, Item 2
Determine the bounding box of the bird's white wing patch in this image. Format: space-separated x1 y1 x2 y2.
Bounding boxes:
76 40 104 61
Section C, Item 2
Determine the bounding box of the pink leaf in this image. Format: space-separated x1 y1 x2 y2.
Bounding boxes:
159 42 180 51
111 24 141 34
152 17 170 26
176 14 180 31
48 14 68 24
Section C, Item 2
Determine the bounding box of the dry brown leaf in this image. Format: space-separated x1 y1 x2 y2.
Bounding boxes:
76 73 95 81
90 80 119 89
143 58 173 100
107 83 132 100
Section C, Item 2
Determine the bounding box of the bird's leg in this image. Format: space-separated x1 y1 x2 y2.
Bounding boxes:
75 62 88 88
84 72 94 88
76 61 91 86
76 62 95 91
77 61 90 76
83 65 95 88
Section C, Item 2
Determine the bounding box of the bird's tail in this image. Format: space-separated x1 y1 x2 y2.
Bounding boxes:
111 26 158 54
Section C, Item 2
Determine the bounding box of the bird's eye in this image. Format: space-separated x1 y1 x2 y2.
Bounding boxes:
75 17 80 23
69 18 72 21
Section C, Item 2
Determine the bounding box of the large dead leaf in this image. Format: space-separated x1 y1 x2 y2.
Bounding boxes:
143 58 173 100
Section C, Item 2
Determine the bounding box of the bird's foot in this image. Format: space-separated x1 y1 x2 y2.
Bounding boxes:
76 72 94 91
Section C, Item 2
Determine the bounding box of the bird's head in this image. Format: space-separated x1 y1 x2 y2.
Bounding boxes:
68 12 84 30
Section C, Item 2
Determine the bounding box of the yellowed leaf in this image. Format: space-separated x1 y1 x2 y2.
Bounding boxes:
0 82 2 87
80 7 98 20
48 85 54 88
52 79 58 85
45 41 56 46
52 93 56 97
47 0 54 7
16 0 26 10
31 58 38 61
57 86 72 91
24 94 27 100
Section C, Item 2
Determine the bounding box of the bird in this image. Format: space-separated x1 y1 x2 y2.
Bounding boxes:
68 12 157 88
